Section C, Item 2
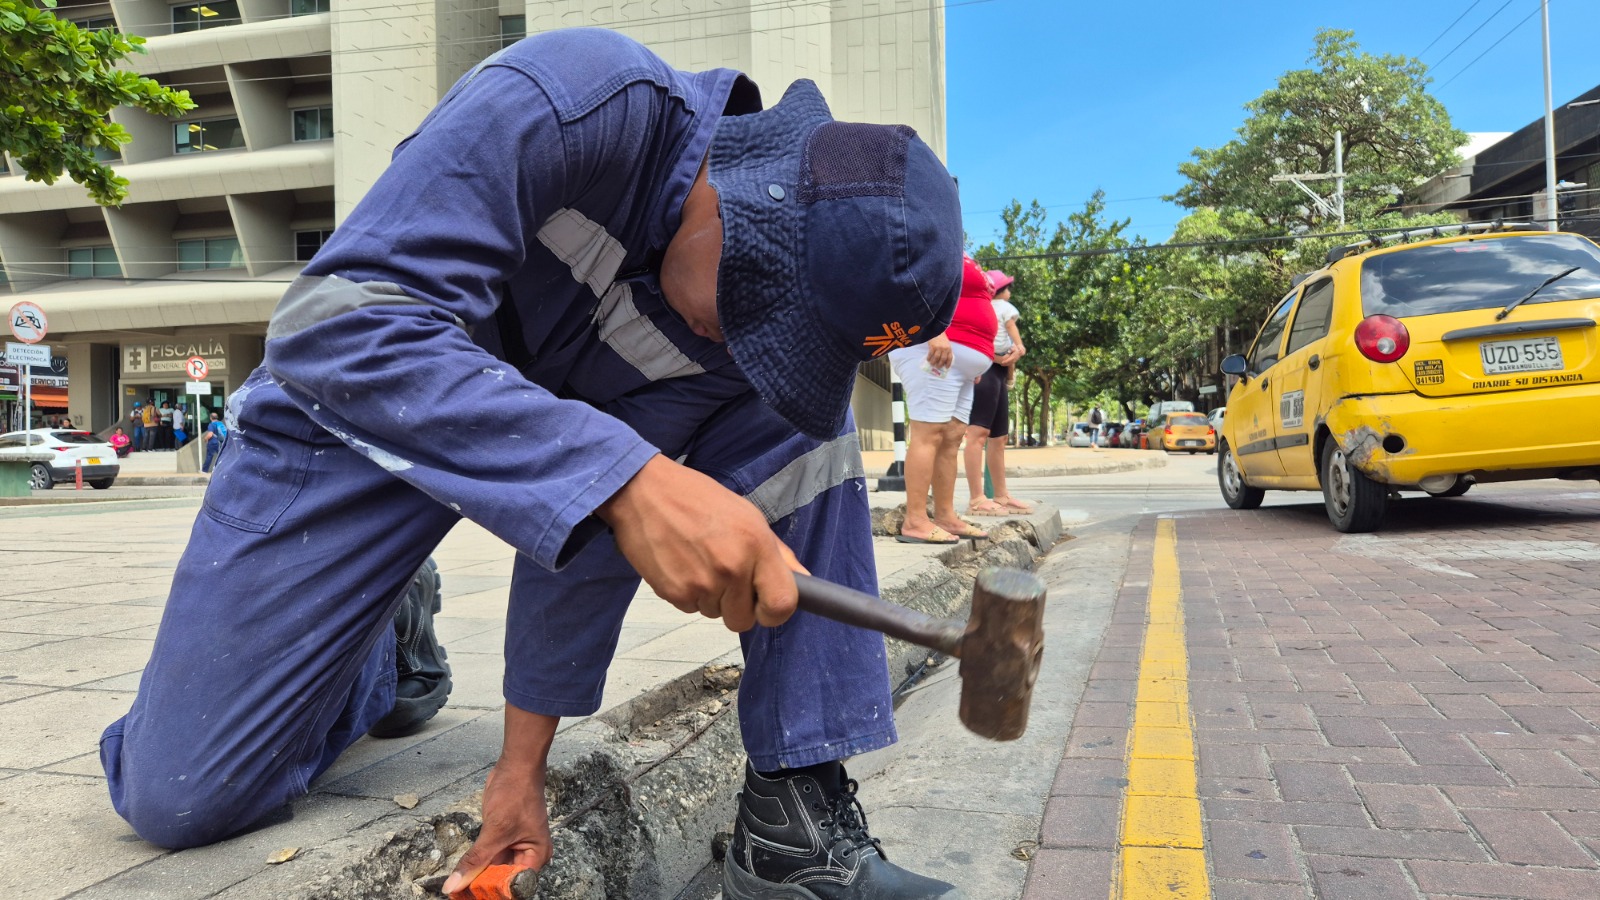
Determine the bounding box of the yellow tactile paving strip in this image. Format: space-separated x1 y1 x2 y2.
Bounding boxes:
1113 518 1210 898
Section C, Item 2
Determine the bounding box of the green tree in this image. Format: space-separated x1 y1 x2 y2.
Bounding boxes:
1171 28 1465 233
1144 27 1465 401
976 192 1144 443
0 0 193 205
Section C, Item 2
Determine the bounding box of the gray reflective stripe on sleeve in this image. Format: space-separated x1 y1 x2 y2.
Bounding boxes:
595 282 705 381
538 206 705 381
537 208 627 296
745 434 865 524
267 274 456 340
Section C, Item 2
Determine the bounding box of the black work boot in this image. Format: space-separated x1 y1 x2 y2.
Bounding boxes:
368 558 451 738
724 761 964 899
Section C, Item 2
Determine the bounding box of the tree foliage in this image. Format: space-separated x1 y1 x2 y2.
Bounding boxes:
977 29 1468 424
1171 28 1465 234
0 0 193 205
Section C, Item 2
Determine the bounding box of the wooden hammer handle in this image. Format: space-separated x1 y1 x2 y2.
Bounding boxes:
793 573 966 657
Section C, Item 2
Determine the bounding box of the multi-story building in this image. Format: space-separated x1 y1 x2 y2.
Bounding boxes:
0 0 947 449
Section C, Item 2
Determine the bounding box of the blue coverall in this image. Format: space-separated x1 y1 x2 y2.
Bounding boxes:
100 30 894 850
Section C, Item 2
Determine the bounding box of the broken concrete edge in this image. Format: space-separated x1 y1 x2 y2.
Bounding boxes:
283 506 1064 900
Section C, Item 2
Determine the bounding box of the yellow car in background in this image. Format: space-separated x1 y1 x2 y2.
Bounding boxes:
1154 412 1216 454
1218 224 1600 532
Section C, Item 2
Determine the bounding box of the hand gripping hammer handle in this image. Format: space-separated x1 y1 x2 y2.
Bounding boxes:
793 573 967 656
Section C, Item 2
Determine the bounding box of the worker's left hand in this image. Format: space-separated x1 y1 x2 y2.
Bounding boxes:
440 763 553 896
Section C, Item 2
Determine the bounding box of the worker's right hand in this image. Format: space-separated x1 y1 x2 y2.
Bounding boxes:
441 762 552 896
924 334 954 372
599 455 804 631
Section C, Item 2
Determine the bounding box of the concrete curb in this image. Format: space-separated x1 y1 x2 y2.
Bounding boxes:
257 506 1065 900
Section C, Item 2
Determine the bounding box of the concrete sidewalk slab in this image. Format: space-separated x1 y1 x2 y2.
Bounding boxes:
0 492 1067 899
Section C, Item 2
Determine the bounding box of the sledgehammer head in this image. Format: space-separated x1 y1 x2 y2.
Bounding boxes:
958 568 1047 741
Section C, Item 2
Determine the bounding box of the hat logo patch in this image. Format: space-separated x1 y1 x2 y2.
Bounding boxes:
864 322 921 357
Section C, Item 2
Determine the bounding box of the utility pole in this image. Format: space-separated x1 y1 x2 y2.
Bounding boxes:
1270 130 1345 225
1540 0 1558 231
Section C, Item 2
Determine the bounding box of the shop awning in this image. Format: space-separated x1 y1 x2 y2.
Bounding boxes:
28 386 67 408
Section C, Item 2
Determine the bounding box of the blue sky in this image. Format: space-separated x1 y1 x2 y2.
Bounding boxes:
946 0 1600 247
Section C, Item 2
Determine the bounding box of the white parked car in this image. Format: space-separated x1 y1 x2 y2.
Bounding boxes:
1208 407 1226 430
0 429 120 490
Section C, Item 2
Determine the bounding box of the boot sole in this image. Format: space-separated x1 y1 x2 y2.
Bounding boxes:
722 853 823 900
367 674 452 739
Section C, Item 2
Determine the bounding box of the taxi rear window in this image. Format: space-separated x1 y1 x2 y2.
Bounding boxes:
1170 414 1208 426
1360 234 1600 318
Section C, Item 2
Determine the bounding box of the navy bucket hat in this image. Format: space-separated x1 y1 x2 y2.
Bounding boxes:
707 79 964 439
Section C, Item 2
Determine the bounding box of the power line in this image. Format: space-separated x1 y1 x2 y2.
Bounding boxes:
1429 0 1515 69
972 214 1600 264
100 0 993 91
1418 0 1483 60
1437 4 1544 90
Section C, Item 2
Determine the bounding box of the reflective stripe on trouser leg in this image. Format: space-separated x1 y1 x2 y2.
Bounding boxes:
100 370 459 849
688 392 894 771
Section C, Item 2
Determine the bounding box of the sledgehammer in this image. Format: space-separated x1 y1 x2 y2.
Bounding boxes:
795 567 1047 741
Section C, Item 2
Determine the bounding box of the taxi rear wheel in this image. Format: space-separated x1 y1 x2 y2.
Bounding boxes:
1321 442 1387 532
1218 442 1264 510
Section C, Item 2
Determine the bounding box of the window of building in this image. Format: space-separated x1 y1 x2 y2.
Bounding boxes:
172 1 242 33
67 246 122 279
295 229 333 262
74 15 118 31
177 237 243 271
500 15 526 49
292 107 333 142
174 117 245 154
290 0 329 14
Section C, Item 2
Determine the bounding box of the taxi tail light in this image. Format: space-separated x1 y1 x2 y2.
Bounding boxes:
1207 426 1215 436
1164 426 1173 435
1355 315 1410 363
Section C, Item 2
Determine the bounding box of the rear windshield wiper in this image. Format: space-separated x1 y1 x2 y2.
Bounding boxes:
1497 265 1582 321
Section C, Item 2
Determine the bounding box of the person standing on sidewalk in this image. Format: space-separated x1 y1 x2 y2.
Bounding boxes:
139 402 156 451
100 28 966 900
965 269 1031 515
156 401 173 450
171 404 187 448
887 255 998 544
130 402 146 453
201 412 227 473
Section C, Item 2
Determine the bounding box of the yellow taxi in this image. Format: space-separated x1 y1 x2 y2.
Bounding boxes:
1155 412 1217 454
1218 224 1600 532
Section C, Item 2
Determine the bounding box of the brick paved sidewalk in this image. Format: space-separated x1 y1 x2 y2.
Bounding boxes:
1030 491 1600 899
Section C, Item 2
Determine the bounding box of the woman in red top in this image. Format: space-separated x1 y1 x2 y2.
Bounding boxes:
887 255 999 543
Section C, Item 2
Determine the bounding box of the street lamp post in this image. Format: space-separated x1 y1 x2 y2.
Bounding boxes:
1541 0 1558 231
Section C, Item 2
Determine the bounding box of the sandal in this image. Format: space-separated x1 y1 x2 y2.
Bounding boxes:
896 527 959 545
966 498 1009 516
994 495 1034 511
939 521 989 540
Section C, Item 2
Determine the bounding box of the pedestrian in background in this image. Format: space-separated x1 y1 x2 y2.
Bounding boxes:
140 402 156 451
888 255 998 544
157 401 173 449
131 402 146 452
965 269 1031 515
110 427 131 458
201 412 227 473
172 404 188 448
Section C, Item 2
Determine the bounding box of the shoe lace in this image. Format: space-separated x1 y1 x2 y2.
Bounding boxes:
812 778 885 863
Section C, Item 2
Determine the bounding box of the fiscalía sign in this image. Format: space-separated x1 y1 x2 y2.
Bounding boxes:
123 338 228 375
